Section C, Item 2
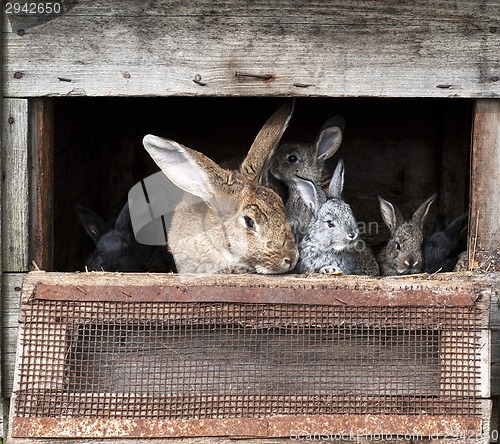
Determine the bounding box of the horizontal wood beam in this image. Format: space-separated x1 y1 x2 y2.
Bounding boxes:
3 0 500 98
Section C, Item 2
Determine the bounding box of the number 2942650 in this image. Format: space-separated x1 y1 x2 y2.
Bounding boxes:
5 2 62 15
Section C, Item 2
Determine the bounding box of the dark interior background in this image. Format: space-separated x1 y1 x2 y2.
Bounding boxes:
53 97 472 271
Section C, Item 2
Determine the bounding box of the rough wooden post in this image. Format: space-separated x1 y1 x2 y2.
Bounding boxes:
29 98 54 271
0 9 3 438
470 99 500 270
2 99 29 272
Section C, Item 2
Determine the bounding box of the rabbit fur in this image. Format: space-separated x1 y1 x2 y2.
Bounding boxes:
143 101 298 274
377 193 437 276
295 160 379 275
77 202 175 272
270 116 344 241
422 212 468 273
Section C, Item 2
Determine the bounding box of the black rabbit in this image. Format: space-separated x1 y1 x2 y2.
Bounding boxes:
422 212 468 273
76 202 175 272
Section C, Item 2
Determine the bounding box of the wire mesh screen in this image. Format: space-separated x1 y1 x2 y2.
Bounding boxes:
15 298 484 422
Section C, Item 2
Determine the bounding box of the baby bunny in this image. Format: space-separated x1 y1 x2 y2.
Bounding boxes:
270 116 344 240
295 160 379 275
77 202 175 272
377 193 437 276
422 212 468 273
142 101 298 274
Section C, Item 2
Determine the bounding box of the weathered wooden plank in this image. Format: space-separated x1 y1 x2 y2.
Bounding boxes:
1 99 29 272
1 11 4 439
0 6 4 437
490 280 500 396
28 99 54 271
2 274 22 399
3 0 500 98
1 273 22 442
469 99 500 270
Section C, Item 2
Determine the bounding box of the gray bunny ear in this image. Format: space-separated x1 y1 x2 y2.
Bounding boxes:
378 196 403 231
412 193 438 229
293 177 319 213
328 159 345 198
315 126 343 161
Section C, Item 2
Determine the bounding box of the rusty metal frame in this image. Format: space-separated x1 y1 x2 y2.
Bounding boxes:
12 415 482 439
32 278 484 307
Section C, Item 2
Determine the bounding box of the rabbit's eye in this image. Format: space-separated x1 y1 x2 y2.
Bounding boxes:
326 220 335 228
243 215 257 231
286 154 298 164
395 241 401 251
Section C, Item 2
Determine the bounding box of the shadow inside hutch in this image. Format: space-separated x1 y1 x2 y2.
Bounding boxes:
53 97 472 272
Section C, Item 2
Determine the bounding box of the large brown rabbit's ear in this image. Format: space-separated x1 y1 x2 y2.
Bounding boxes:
143 135 229 204
378 196 403 232
240 99 295 182
412 192 438 229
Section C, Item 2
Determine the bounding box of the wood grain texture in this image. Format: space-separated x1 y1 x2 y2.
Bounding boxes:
1 273 23 442
1 10 3 438
1 274 22 398
1 100 29 272
3 0 500 98
490 281 500 397
469 99 500 269
28 99 54 271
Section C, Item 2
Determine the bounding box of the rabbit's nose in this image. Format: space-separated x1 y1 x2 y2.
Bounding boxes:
282 254 298 270
283 242 299 270
404 258 419 267
347 232 357 240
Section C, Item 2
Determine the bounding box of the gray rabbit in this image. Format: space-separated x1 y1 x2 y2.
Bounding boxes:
377 193 437 276
295 160 379 275
270 117 344 241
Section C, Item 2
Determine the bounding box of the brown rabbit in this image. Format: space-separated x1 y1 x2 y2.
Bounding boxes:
143 101 298 274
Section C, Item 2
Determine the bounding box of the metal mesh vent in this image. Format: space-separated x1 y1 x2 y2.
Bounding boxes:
15 299 483 420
